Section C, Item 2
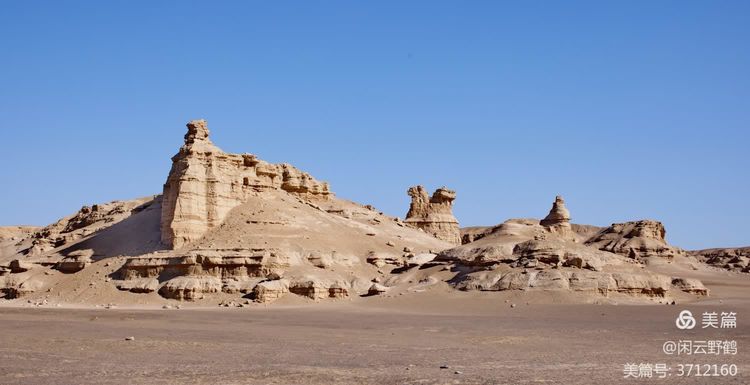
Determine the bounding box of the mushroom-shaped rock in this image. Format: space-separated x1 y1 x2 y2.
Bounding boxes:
404 185 460 245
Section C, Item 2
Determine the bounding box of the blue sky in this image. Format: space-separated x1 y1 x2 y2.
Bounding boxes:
1 1 748 249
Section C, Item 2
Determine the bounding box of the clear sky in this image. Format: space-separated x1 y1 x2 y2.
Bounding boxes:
1 1 748 249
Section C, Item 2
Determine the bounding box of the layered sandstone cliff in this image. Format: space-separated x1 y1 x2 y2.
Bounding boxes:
160 120 331 249
404 186 460 245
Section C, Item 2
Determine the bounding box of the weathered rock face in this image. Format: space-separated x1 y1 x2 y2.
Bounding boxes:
288 278 350 301
511 239 614 272
452 267 690 298
160 120 331 249
585 220 684 260
688 247 750 273
453 264 708 298
441 209 707 300
540 195 575 240
253 279 290 303
404 186 460 245
540 196 570 227
55 249 93 273
21 199 148 257
114 248 285 300
671 277 709 296
367 282 389 296
116 248 283 286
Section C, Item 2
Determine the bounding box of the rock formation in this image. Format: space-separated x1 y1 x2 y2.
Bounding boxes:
0 118 723 306
540 195 575 240
161 119 331 249
404 186 460 245
437 198 707 299
21 198 154 257
454 269 690 297
584 220 684 260
688 247 750 273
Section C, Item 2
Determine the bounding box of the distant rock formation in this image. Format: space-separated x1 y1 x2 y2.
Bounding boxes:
160 120 331 249
404 185 460 245
688 247 750 273
584 220 684 260
540 195 575 240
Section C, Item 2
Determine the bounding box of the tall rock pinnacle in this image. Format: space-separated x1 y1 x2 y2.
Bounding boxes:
160 120 331 249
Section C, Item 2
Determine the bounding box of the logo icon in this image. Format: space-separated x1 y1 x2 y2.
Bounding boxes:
676 310 696 330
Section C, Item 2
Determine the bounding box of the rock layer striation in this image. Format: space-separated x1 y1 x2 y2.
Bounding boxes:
404 186 460 245
161 120 331 249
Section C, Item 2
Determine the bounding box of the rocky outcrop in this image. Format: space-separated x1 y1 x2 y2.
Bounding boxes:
288 278 350 300
438 219 548 266
585 220 684 260
671 277 709 296
404 186 460 245
161 120 331 249
114 248 285 299
453 268 705 298
540 196 575 240
22 199 150 257
253 279 290 303
460 226 494 245
115 278 160 293
688 247 750 273
114 248 356 302
367 283 389 296
511 239 615 272
118 247 283 276
442 210 708 300
405 253 437 267
55 252 92 273
366 251 402 268
159 276 222 300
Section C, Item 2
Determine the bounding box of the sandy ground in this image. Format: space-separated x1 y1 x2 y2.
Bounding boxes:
1 293 748 385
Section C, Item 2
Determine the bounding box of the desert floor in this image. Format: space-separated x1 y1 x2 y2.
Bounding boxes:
1 290 748 385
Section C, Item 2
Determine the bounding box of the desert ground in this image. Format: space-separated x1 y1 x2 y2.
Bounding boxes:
1 284 749 385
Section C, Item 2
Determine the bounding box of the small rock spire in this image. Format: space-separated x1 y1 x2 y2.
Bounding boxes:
540 195 571 227
184 119 210 145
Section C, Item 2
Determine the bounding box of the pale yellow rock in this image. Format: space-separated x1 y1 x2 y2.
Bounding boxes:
253 279 290 303
404 186 460 245
161 120 331 249
540 195 575 241
585 220 684 260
